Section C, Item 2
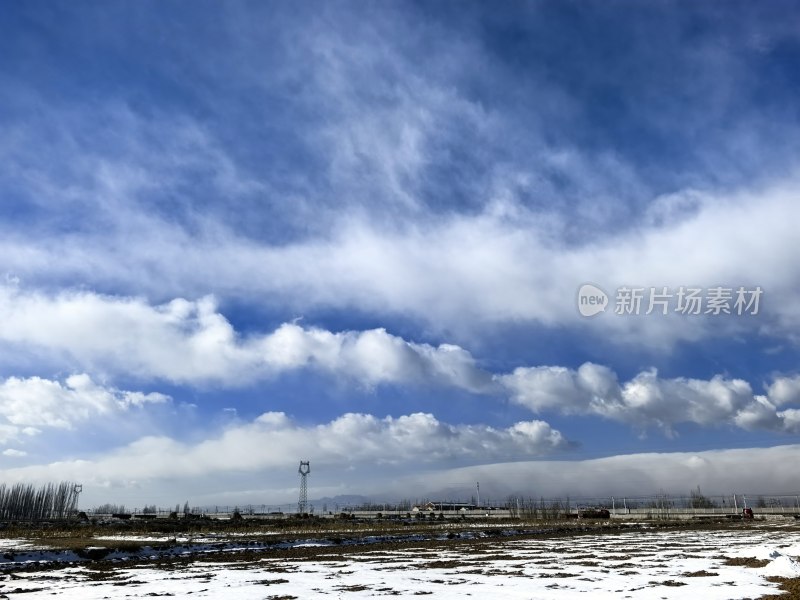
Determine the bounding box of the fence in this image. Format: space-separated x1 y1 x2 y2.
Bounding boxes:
84 492 800 521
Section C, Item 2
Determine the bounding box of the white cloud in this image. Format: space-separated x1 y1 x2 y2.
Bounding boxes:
0 289 252 384
492 363 620 414
1 11 799 353
1 139 799 349
500 363 800 435
2 433 798 506
766 375 800 406
1 285 799 438
0 411 570 494
2 449 27 457
0 286 494 390
391 444 800 500
259 323 494 392
0 374 168 443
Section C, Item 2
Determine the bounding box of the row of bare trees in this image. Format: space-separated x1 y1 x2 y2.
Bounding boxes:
504 496 575 519
0 482 81 521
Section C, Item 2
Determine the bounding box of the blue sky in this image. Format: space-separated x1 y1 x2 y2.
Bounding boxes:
0 1 799 507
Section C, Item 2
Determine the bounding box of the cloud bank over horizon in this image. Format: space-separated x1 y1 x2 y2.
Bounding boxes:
4 426 796 506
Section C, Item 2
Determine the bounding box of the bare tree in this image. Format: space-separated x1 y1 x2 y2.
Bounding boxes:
0 482 81 521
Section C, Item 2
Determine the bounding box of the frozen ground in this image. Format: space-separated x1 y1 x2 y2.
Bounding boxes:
1 523 799 598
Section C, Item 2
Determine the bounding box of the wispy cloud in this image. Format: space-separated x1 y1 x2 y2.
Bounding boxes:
1 449 27 458
1 13 799 349
1 175 798 349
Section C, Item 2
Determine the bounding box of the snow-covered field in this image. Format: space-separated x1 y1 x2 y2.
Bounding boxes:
1 523 799 598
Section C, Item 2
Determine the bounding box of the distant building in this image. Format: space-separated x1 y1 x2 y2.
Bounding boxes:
412 502 477 512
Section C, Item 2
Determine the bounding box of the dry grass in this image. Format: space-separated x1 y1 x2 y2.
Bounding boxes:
724 556 770 568
763 577 800 599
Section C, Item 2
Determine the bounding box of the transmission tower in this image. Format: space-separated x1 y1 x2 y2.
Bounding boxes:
298 461 310 514
73 484 83 515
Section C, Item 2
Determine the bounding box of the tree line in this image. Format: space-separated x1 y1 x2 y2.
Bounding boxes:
0 481 81 521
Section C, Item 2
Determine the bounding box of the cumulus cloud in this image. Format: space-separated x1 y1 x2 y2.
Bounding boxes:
0 286 495 391
766 375 800 406
0 411 570 491
1 285 799 438
259 323 494 392
500 364 800 435
0 374 168 443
